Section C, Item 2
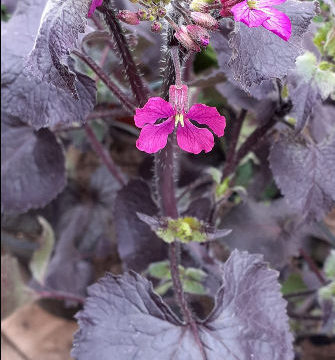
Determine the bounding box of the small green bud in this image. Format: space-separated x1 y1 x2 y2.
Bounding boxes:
151 21 162 33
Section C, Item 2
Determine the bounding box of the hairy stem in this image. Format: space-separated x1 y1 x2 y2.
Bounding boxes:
85 124 125 186
99 4 150 106
155 47 206 359
73 50 136 113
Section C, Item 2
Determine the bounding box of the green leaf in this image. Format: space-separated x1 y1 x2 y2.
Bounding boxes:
183 279 206 295
281 273 307 295
295 52 335 99
154 281 173 296
185 268 207 282
324 250 335 279
148 261 170 280
216 176 230 199
29 217 55 285
235 160 254 188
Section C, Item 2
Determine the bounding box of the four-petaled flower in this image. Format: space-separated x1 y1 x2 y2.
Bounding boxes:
134 85 226 154
88 0 103 17
231 0 291 41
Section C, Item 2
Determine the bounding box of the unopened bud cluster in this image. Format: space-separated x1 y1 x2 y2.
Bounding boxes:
116 0 222 51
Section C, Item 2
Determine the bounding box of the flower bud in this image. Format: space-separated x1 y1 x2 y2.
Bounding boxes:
190 0 210 12
117 10 140 25
158 7 166 17
175 26 201 52
137 9 147 20
186 25 210 47
190 12 219 30
151 21 162 33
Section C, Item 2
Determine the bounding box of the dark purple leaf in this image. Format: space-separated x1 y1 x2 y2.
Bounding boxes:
25 0 92 97
1 0 96 130
220 199 301 268
114 180 167 272
45 206 94 299
202 250 293 359
72 250 293 359
288 73 320 132
228 0 317 89
45 165 122 296
270 133 335 221
211 31 276 100
309 103 335 143
1 118 66 214
183 197 212 223
287 52 335 133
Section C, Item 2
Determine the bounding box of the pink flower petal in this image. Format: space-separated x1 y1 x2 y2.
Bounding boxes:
134 97 175 128
243 9 270 27
231 2 250 22
231 2 269 27
262 7 292 41
176 120 214 154
187 104 226 137
88 0 103 17
136 118 174 154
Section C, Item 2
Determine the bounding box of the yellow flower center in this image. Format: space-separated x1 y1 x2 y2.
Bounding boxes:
175 113 185 127
247 0 258 9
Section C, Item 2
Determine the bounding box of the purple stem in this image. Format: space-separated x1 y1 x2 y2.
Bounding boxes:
84 124 126 187
300 248 327 285
72 50 136 113
99 5 150 106
155 49 206 360
38 290 85 304
224 113 277 178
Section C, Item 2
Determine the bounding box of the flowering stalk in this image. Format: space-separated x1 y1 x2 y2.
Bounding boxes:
99 3 150 106
154 46 206 359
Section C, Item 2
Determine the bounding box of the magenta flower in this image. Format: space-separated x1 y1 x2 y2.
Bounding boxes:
88 0 103 17
231 0 292 41
134 85 226 154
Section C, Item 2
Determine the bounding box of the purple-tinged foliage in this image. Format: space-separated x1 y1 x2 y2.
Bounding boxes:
25 0 94 98
72 250 293 359
1 0 96 130
287 52 335 132
270 133 335 222
114 180 168 272
45 165 122 297
228 0 318 89
1 118 66 214
220 200 301 268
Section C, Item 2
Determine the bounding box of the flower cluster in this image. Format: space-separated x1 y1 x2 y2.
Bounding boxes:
89 0 291 46
134 85 226 154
